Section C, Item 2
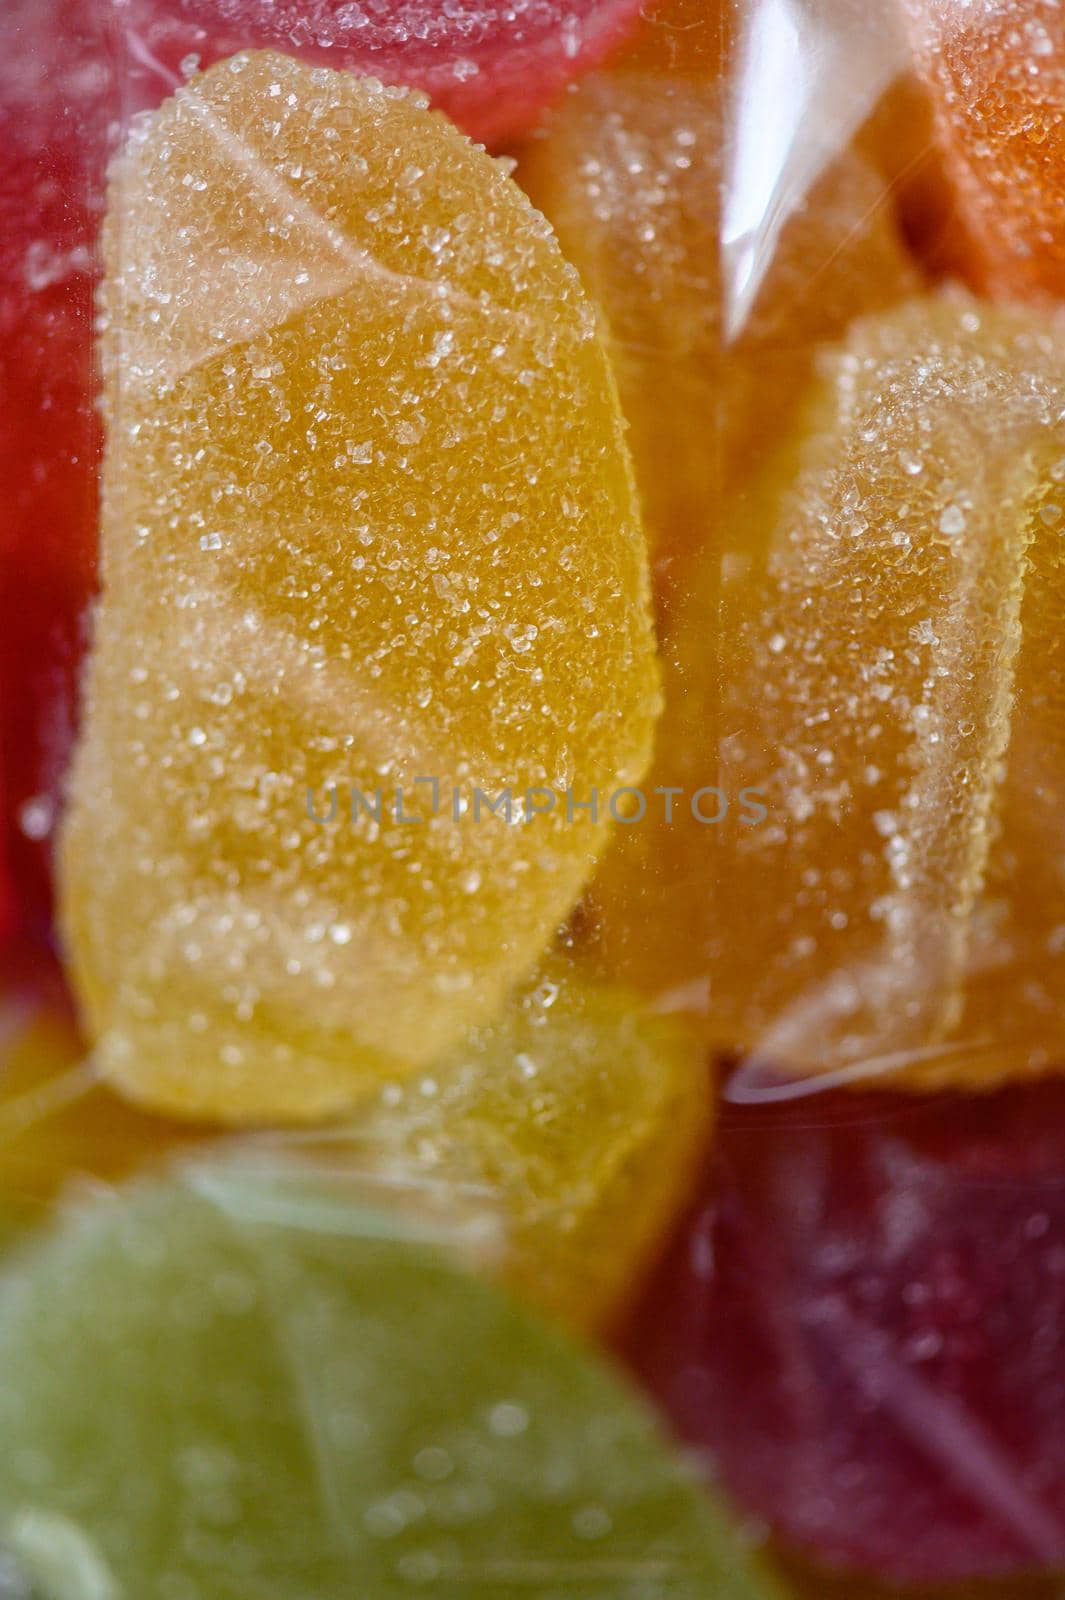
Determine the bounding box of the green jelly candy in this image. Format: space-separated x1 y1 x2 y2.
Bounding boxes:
0 1163 780 1600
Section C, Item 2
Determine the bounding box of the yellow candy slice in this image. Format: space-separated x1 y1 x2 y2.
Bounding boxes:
338 963 711 1332
59 52 659 1123
584 292 1065 1092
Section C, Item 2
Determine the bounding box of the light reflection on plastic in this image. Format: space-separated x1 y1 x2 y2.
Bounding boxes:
722 0 908 344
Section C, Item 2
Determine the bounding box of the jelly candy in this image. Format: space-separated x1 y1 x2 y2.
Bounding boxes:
584 291 1065 1091
623 0 727 76
856 68 972 285
0 0 641 943
519 72 917 595
622 1074 1065 1585
0 981 209 1227
780 1565 1055 1600
0 764 11 951
0 0 643 941
0 0 113 932
519 71 722 593
345 964 711 1331
114 0 646 145
0 1164 783 1600
904 0 1065 301
58 51 659 1124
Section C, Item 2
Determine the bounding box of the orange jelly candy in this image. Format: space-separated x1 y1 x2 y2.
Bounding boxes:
584 292 1065 1093
904 0 1065 299
59 52 659 1124
519 68 918 597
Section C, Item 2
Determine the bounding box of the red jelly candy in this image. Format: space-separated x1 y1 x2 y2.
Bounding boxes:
621 1074 1065 1585
0 0 113 934
115 0 645 143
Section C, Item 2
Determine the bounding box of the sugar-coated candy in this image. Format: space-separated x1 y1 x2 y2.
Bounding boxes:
518 71 917 596
582 292 1065 1091
0 1164 783 1600
0 0 113 932
347 964 711 1331
622 1075 1065 1584
0 979 209 1226
114 0 645 144
0 0 642 941
59 51 659 1125
904 0 1065 300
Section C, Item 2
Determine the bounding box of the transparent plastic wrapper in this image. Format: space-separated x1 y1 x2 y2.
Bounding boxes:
4 1 1065 1597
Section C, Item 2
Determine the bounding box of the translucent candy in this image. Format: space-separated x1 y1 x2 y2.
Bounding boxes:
622 1075 1065 1584
0 767 11 951
904 0 1065 300
624 0 727 76
781 1570 1052 1600
855 67 972 284
0 0 113 931
518 70 918 597
345 964 711 1331
0 982 209 1227
0 1163 782 1600
113 0 646 144
584 292 1065 1092
0 963 705 1336
58 51 659 1125
0 0 641 937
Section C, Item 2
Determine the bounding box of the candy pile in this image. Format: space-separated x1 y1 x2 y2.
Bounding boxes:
3 0 1065 1594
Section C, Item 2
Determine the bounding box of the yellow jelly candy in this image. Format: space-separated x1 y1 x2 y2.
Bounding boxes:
336 963 711 1332
59 51 659 1125
584 292 1065 1092
519 70 918 600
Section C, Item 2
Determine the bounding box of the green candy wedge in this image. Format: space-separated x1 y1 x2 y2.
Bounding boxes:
0 1162 780 1600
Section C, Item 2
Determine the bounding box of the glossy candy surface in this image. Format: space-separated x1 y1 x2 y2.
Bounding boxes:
905 0 1065 300
583 292 1065 1092
116 0 646 144
0 1164 782 1600
347 964 711 1331
623 1074 1065 1585
59 51 658 1124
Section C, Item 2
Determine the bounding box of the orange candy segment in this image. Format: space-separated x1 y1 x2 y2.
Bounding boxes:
59 51 659 1125
623 0 727 76
585 292 1065 1092
519 68 918 597
904 0 1065 299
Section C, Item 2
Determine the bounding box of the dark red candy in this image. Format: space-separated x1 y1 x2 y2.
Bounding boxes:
621 1072 1065 1585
